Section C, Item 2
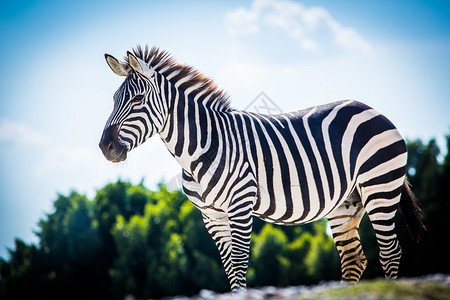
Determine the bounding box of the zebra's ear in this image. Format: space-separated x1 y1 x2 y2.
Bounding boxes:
127 51 154 78
105 54 128 76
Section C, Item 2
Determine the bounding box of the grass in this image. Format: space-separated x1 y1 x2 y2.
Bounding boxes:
312 278 450 300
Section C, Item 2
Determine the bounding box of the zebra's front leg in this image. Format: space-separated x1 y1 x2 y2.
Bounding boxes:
202 206 252 291
202 212 236 288
228 198 253 290
202 202 253 291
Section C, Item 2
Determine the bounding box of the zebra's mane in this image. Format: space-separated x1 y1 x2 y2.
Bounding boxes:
125 45 231 111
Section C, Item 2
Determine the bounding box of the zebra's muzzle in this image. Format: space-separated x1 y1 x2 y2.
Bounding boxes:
99 125 128 163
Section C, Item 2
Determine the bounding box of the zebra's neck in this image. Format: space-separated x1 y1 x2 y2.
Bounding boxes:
158 73 227 177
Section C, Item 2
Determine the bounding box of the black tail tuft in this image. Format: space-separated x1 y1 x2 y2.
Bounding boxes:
399 177 426 243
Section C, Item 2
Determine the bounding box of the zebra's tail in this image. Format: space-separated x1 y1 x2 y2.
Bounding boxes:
399 177 426 243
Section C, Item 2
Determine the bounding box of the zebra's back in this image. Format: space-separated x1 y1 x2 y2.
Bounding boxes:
241 100 406 225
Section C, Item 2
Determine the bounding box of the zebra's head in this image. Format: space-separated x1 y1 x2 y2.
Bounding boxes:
99 52 164 162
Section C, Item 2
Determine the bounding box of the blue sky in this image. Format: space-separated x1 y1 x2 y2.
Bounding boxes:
0 0 449 259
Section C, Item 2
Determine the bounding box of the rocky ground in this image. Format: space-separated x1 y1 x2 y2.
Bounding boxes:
161 274 450 300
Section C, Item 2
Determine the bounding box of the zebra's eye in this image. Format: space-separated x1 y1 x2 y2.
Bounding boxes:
132 94 145 102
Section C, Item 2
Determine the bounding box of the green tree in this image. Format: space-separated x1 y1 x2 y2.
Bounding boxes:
110 187 227 299
0 240 43 299
249 224 288 286
248 219 340 287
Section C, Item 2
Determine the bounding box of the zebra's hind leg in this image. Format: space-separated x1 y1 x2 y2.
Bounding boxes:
327 190 367 283
363 188 403 280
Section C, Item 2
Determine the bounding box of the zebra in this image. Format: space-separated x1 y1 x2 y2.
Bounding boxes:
99 46 425 291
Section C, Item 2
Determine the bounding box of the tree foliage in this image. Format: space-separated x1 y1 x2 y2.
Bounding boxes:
1 135 449 299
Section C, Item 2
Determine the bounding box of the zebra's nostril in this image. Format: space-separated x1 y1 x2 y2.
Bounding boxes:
107 141 114 151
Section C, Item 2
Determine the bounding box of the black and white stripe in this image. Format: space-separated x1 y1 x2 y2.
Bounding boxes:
100 47 424 291
103 70 164 150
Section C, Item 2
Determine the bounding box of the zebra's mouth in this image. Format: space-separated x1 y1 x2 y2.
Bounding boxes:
110 148 128 163
99 124 130 163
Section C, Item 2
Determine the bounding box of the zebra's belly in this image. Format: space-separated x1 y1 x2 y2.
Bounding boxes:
252 180 351 225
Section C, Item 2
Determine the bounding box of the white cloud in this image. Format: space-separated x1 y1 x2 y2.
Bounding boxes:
0 119 50 146
217 59 271 92
225 0 372 54
33 136 181 193
34 145 103 177
226 7 260 36
0 118 180 195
